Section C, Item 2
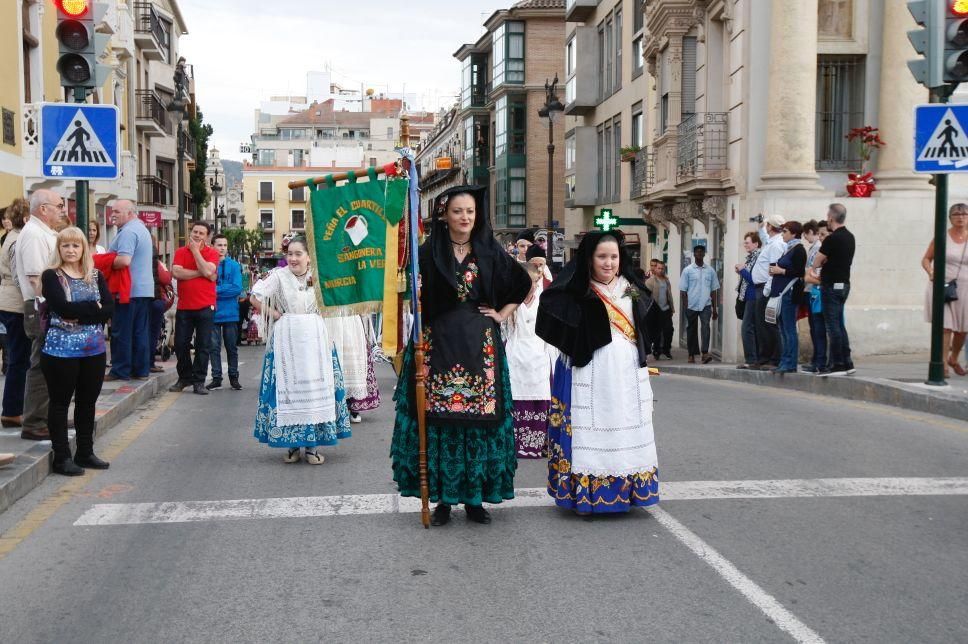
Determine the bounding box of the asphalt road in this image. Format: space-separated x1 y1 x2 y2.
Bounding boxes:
1 345 966 643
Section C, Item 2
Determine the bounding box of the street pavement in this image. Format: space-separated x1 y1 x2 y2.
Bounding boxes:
0 345 967 643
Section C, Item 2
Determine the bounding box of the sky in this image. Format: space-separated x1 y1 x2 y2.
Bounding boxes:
177 0 507 162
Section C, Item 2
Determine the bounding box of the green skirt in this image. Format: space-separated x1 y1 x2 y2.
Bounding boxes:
390 342 517 506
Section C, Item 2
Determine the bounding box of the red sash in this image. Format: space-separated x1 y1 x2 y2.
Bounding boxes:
590 285 637 344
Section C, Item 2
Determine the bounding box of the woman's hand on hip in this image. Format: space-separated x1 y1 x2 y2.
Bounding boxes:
478 306 504 323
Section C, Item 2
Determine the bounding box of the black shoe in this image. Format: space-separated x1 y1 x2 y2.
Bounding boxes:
192 383 209 395
465 504 491 524
74 453 110 470
52 457 84 476
205 379 222 391
168 379 191 392
229 377 242 391
430 504 451 526
662 353 673 360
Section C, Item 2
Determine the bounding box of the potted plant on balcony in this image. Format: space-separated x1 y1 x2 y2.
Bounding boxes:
620 144 641 162
845 125 885 197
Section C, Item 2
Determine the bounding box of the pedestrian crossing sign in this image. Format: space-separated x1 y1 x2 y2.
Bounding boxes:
39 103 119 180
914 104 968 174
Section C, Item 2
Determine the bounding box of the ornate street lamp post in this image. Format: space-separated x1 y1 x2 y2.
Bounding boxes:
538 75 564 270
168 58 190 247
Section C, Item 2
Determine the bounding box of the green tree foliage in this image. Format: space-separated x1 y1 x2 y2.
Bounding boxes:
189 108 214 217
224 228 263 261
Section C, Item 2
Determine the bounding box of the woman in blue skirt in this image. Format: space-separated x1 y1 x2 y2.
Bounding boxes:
536 230 660 514
250 236 350 464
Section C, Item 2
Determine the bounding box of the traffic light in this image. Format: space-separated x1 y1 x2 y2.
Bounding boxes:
907 0 944 89
945 0 968 83
54 0 111 91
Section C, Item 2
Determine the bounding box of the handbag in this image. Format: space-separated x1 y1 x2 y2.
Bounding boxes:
734 296 745 320
765 278 798 325
944 239 967 304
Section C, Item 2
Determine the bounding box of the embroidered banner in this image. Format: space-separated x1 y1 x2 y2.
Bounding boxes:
306 168 408 313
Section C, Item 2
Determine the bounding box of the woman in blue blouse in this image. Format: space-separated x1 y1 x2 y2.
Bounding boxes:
40 227 114 476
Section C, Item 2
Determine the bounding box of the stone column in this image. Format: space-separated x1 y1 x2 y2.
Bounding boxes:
875 0 931 192
758 0 825 191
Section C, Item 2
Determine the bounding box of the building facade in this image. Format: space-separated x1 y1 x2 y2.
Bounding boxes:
414 105 464 219
451 0 567 238
567 0 950 360
2 0 195 264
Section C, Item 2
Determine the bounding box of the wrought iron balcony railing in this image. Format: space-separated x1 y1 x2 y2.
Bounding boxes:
676 112 728 184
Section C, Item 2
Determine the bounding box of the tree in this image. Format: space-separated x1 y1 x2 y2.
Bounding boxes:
224 227 263 262
189 107 214 217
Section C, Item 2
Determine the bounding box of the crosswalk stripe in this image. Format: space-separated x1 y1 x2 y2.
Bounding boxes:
72 477 968 526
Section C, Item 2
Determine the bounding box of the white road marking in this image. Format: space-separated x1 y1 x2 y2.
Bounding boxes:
649 506 826 644
73 477 968 526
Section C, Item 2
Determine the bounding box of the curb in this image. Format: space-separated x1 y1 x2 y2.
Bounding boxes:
0 371 179 515
657 365 968 423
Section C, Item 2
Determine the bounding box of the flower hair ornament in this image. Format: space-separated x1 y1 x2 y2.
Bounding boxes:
435 194 450 216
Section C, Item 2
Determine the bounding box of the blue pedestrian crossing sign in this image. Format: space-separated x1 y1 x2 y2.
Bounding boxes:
39 103 120 181
914 104 968 174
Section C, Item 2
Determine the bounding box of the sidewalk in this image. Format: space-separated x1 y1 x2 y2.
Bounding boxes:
655 352 968 422
0 362 178 514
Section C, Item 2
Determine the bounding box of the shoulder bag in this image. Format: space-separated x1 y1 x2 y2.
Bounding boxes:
944 239 967 304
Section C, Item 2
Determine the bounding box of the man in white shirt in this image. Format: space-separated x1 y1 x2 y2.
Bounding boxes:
751 214 786 368
16 189 63 441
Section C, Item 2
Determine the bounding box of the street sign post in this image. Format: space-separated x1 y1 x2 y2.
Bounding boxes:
40 103 120 181
914 93 960 386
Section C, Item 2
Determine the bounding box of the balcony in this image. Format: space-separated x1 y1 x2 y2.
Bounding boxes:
564 27 599 115
133 2 169 61
135 90 171 138
630 147 654 200
180 130 196 160
565 0 599 22
138 175 172 207
182 193 196 217
107 1 135 60
563 127 598 208
676 112 728 187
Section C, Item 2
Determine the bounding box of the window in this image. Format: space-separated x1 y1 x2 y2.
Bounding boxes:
256 149 275 166
597 116 621 203
261 232 274 251
614 9 623 91
682 36 697 116
633 0 644 33
258 181 274 201
604 16 613 97
22 2 38 104
632 36 644 77
369 157 377 167
492 21 525 88
613 117 622 200
631 102 644 147
816 55 866 170
291 209 305 230
564 132 576 201
462 56 473 108
495 96 507 157
387 126 394 140
260 209 274 229
508 167 526 227
280 128 307 140
597 125 604 200
292 149 305 167
290 186 305 202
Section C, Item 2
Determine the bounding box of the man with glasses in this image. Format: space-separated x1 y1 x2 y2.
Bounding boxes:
15 190 63 441
810 203 856 376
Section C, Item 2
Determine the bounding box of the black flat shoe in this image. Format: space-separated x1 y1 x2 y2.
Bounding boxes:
465 505 491 524
430 504 451 526
52 458 84 476
74 453 110 470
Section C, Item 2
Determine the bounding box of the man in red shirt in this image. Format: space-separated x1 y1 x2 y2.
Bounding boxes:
169 222 219 395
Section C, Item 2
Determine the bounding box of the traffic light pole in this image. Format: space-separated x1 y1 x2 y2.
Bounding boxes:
71 86 89 234
927 85 954 386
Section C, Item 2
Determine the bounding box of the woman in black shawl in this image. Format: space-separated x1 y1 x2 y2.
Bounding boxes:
536 230 661 514
391 185 531 526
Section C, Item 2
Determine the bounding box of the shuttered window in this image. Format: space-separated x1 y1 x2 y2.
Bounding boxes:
259 181 274 201
681 36 697 116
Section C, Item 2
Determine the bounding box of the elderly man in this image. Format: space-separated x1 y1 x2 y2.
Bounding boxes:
15 189 64 441
751 214 787 369
811 203 856 376
106 200 154 381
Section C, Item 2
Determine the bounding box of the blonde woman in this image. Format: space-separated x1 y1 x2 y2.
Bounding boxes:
40 227 113 475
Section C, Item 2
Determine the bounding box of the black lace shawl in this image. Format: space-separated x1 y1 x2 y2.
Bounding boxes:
418 185 531 323
535 230 654 368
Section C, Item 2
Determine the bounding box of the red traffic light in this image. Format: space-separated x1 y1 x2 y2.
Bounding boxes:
54 0 90 17
951 0 968 16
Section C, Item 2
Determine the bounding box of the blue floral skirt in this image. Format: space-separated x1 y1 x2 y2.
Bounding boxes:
253 344 351 449
547 357 660 514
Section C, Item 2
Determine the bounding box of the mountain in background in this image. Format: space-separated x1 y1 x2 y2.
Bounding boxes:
222 160 243 188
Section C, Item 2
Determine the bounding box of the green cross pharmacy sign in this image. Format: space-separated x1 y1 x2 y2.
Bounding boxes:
595 208 618 231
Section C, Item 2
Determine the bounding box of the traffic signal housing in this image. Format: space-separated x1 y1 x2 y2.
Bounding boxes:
907 0 944 89
54 0 111 91
945 0 968 83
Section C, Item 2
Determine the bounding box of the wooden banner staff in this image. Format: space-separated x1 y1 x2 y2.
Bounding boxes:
287 161 402 190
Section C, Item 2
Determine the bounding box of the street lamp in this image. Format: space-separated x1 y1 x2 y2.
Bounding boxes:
215 204 226 233
168 57 190 247
209 166 222 231
538 75 564 270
